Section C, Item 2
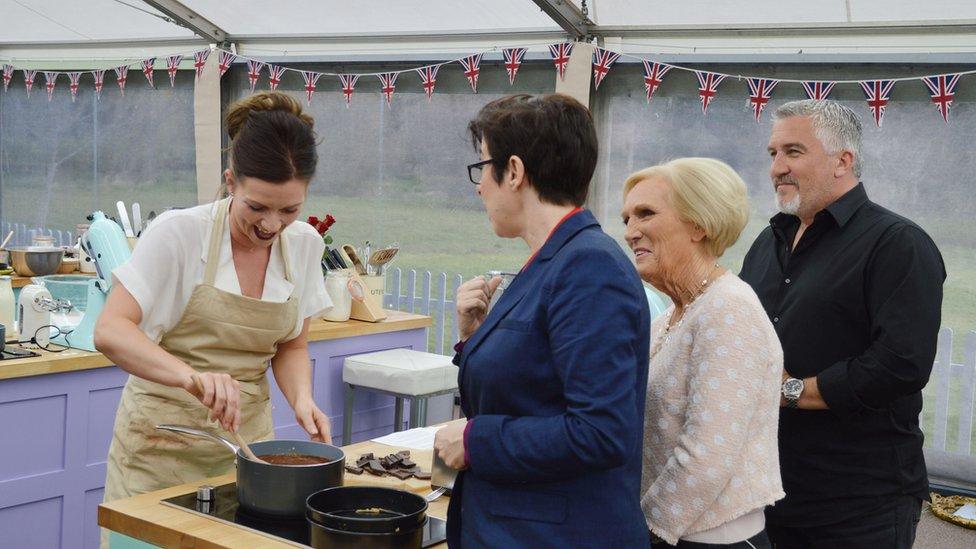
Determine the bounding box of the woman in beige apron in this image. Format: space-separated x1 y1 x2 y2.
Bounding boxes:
95 92 331 520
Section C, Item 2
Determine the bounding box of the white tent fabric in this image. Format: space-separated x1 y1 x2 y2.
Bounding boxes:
1 0 194 43
589 0 976 26
3 0 976 63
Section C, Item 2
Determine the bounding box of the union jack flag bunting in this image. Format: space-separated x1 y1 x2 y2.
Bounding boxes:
641 61 672 102
338 74 359 106
23 69 37 97
801 81 836 101
93 69 106 99
2 65 12 92
193 49 210 80
458 53 483 93
549 42 574 81
68 72 81 102
141 58 156 88
268 65 286 91
115 65 129 96
378 72 399 107
695 71 726 115
503 47 526 85
747 78 779 122
217 50 236 76
44 71 57 102
301 71 321 104
246 60 265 93
459 54 483 93
416 65 439 101
166 55 183 87
860 80 895 127
592 47 620 90
922 74 962 124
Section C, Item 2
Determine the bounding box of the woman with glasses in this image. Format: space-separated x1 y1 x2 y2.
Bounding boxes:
433 94 650 547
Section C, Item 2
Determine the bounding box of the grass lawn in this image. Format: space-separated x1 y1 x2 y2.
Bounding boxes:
5 184 974 454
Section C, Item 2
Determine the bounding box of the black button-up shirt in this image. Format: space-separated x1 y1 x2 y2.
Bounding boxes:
740 183 945 527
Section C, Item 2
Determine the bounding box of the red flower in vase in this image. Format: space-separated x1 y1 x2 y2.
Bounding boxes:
308 214 336 245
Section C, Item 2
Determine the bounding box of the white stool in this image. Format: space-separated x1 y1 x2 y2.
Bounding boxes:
342 349 459 444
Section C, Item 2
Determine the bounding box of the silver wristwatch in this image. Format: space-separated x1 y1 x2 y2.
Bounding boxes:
782 377 804 408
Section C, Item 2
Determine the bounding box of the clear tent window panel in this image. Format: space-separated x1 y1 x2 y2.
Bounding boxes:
225 61 556 280
589 61 976 488
0 70 198 245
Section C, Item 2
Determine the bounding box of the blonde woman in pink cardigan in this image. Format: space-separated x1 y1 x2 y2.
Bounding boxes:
621 158 784 549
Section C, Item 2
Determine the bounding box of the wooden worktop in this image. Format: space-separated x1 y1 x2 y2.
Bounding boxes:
0 310 431 382
9 271 94 288
99 439 448 548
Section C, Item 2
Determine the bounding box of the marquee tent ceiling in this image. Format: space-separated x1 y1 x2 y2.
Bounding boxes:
2 0 975 63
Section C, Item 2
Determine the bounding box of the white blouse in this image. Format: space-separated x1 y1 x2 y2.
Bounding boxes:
641 273 784 545
113 199 332 343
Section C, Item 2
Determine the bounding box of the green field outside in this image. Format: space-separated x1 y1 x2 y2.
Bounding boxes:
3 182 973 454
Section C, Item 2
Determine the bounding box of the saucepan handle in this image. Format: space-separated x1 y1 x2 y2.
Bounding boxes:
155 424 239 455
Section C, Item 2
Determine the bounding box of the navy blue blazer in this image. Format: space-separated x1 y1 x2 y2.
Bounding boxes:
447 210 650 548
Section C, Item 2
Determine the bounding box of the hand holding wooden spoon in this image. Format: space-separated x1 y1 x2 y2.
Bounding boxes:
189 373 266 464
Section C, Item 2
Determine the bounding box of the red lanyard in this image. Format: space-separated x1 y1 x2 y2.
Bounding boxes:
521 207 583 271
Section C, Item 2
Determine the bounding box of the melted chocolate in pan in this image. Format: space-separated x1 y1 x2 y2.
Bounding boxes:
256 453 330 466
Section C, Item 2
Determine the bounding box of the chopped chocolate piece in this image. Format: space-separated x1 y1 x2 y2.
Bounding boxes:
413 470 431 480
348 450 424 480
389 469 412 480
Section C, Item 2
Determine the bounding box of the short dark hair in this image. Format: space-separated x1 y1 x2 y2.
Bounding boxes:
225 91 318 183
467 93 598 206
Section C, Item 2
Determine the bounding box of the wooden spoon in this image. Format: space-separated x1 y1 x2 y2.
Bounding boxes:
342 245 368 275
191 374 267 464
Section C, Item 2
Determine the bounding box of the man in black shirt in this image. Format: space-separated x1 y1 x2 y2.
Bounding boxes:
739 99 945 548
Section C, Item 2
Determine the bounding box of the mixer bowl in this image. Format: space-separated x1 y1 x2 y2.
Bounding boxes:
10 247 64 277
31 275 91 312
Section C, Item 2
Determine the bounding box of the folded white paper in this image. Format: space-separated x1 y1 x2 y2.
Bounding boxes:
371 425 444 450
952 502 976 520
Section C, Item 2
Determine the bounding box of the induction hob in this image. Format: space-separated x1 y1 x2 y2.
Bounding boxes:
161 482 447 548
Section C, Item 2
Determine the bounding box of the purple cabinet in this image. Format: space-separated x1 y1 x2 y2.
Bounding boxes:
0 326 431 549
269 329 442 444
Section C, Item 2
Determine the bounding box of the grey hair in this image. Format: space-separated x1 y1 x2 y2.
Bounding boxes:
773 99 863 178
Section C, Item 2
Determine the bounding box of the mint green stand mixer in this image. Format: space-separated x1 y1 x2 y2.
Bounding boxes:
49 210 132 351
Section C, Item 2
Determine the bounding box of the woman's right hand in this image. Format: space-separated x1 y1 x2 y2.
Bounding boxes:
456 275 503 341
184 371 241 433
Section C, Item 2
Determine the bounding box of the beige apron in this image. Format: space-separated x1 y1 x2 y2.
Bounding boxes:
103 197 299 504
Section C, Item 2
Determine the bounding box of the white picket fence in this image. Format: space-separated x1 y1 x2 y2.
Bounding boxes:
383 267 464 356
2 222 75 247
923 328 976 486
381 269 976 469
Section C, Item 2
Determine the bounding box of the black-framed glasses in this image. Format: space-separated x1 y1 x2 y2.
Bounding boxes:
467 159 493 184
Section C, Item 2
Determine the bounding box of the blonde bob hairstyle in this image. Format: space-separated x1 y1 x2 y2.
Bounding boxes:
623 157 750 258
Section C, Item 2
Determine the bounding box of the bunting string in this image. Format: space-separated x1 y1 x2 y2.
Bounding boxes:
2 44 974 124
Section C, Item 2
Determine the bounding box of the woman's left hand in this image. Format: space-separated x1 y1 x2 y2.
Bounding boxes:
433 420 468 470
293 396 332 443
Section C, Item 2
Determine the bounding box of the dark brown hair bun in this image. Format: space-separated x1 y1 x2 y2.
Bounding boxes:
225 91 317 183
